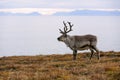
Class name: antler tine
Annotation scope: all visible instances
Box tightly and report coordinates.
[63,21,68,33]
[66,21,73,33]
[68,21,73,28]
[59,29,64,34]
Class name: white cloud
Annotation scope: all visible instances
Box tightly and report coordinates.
[0,8,74,15]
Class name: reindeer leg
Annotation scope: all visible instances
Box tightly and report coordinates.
[96,48,100,60]
[91,46,100,60]
[89,48,94,60]
[73,50,77,60]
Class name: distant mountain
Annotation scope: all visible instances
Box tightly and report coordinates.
[1,10,120,16]
[53,10,120,16]
[27,12,41,16]
[0,12,41,16]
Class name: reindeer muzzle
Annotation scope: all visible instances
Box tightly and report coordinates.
[57,37,60,41]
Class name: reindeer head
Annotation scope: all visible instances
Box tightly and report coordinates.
[57,21,73,42]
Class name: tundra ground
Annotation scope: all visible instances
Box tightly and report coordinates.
[0,51,120,80]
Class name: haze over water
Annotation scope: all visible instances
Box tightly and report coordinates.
[0,16,120,56]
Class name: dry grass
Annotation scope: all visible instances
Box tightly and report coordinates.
[0,51,120,80]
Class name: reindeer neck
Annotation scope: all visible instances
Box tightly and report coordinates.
[64,35,74,49]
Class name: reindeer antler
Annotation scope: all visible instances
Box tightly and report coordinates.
[59,21,73,34]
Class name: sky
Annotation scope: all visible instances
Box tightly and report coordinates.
[0,0,120,15]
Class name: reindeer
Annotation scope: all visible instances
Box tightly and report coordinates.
[57,21,100,60]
